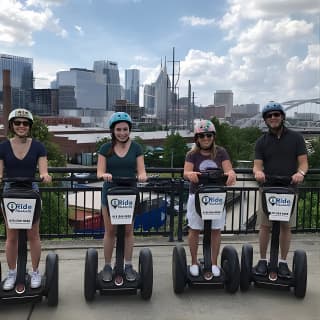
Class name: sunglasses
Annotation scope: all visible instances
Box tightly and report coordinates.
[13,120,30,127]
[197,133,214,139]
[265,112,282,119]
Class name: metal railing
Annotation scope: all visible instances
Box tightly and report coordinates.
[1,168,319,241]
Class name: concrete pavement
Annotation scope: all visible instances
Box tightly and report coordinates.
[0,233,319,320]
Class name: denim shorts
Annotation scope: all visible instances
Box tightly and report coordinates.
[3,182,39,192]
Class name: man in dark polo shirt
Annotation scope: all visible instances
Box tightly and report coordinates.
[252,101,308,279]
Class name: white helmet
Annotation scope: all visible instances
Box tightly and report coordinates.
[8,108,34,123]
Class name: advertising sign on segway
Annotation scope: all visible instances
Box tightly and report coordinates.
[107,194,136,225]
[3,198,37,229]
[265,192,294,222]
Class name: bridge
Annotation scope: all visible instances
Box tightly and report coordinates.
[239,98,320,129]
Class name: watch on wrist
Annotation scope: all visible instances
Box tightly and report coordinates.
[298,170,306,176]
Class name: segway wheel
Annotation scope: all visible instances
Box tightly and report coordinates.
[139,248,153,300]
[293,250,307,298]
[240,244,253,292]
[221,245,240,293]
[45,253,59,307]
[84,248,98,302]
[172,245,187,294]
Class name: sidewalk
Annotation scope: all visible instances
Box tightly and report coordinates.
[0,234,319,320]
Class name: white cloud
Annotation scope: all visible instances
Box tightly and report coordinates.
[180,16,215,26]
[33,57,69,88]
[133,55,150,62]
[75,25,84,36]
[170,1,319,106]
[0,0,67,46]
[26,0,66,7]
[286,44,320,92]
[175,39,319,106]
[219,0,319,41]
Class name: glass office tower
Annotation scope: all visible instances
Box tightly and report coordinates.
[125,69,140,105]
[93,60,121,111]
[0,53,33,109]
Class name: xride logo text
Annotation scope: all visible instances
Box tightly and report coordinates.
[268,196,291,207]
[7,201,32,213]
[201,195,224,206]
[110,198,134,209]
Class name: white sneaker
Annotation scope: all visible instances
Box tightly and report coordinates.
[190,264,199,276]
[212,265,221,277]
[30,270,42,289]
[3,269,17,291]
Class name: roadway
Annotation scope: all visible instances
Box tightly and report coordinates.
[0,233,319,320]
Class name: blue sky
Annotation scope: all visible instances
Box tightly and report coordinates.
[0,0,319,107]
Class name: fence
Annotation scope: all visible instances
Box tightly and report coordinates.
[0,168,319,241]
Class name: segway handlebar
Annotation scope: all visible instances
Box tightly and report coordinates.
[2,177,43,183]
[262,175,292,187]
[198,168,228,185]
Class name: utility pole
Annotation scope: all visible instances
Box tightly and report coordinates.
[192,91,195,124]
[168,47,180,132]
[187,80,191,131]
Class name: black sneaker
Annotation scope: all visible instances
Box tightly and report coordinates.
[254,260,268,276]
[278,262,292,279]
[124,264,137,282]
[102,264,113,282]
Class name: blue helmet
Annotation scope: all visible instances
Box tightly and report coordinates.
[108,112,132,129]
[262,101,285,119]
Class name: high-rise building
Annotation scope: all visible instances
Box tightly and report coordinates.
[56,68,106,110]
[93,60,121,111]
[125,69,139,105]
[143,84,155,114]
[232,103,259,116]
[214,90,233,118]
[58,86,77,110]
[154,64,172,124]
[29,89,58,116]
[0,53,33,110]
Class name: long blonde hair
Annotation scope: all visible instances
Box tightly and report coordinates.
[187,139,217,160]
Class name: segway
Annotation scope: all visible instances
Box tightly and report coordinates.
[84,177,153,301]
[172,169,240,294]
[240,175,307,298]
[0,177,59,306]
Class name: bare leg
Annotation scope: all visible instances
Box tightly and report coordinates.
[211,229,221,265]
[279,223,291,260]
[259,224,271,259]
[27,220,41,271]
[102,206,116,264]
[5,227,18,269]
[188,228,200,265]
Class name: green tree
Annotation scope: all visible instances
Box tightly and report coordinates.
[211,117,261,166]
[96,136,110,152]
[134,136,147,153]
[32,116,66,167]
[163,133,189,168]
[309,137,320,169]
[31,116,68,234]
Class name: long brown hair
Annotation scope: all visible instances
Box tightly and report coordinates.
[187,138,217,160]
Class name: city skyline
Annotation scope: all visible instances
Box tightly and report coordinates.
[0,0,319,107]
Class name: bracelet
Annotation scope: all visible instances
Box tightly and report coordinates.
[298,170,306,176]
